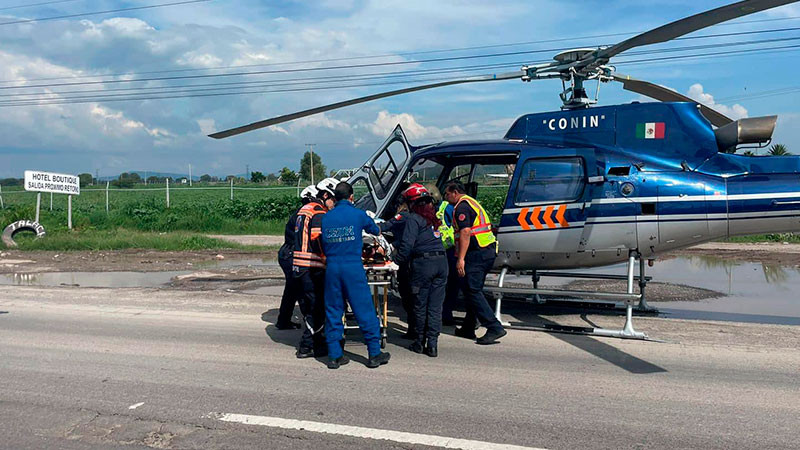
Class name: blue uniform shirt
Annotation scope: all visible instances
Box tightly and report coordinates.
[321,200,380,262]
[443,204,454,227]
[393,212,444,265]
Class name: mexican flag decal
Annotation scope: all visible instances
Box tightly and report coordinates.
[636,122,665,139]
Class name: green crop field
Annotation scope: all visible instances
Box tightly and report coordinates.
[0,181,513,251]
[0,183,302,237]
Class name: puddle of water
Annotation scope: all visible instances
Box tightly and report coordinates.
[503,255,800,325]
[647,256,800,320]
[0,271,190,288]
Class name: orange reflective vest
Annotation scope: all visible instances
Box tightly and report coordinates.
[293,201,327,269]
[453,195,496,250]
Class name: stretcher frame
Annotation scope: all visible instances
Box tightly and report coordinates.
[342,263,397,349]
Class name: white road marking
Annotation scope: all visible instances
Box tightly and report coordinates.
[215,412,546,450]
[128,402,145,410]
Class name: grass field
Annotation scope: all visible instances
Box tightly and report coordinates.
[6,229,266,251]
[1,183,298,237]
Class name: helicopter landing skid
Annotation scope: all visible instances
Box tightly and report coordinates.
[485,252,648,340]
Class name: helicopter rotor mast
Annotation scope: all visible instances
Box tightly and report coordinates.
[209,0,799,139]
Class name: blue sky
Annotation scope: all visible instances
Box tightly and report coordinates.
[1,0,800,178]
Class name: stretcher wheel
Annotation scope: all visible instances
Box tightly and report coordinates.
[381,336,386,349]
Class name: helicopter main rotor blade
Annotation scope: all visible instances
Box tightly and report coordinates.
[209,71,524,139]
[592,0,799,63]
[612,74,733,127]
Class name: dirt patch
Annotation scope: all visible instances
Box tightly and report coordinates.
[673,242,800,266]
[563,280,723,302]
[168,267,285,292]
[0,249,277,274]
[206,235,284,246]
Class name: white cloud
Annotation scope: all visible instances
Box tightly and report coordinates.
[197,119,217,135]
[90,105,171,138]
[687,84,748,120]
[288,113,352,132]
[176,52,223,68]
[366,110,464,140]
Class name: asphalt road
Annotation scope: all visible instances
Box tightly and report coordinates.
[1,285,799,449]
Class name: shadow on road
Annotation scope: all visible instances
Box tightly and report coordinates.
[548,331,667,374]
[501,301,668,374]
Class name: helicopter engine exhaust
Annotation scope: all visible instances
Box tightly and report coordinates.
[714,116,777,153]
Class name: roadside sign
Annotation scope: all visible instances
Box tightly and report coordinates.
[24,170,80,196]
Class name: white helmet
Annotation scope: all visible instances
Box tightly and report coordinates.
[300,185,318,200]
[316,177,340,198]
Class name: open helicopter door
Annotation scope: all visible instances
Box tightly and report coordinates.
[347,124,412,216]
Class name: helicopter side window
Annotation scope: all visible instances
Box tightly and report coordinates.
[515,157,585,205]
[369,140,407,200]
[351,177,376,212]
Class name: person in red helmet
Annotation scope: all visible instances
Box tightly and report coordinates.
[391,183,448,356]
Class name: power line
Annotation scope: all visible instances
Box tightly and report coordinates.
[0,0,210,26]
[0,0,82,12]
[3,41,800,107]
[4,27,800,95]
[2,34,799,103]
[2,22,800,86]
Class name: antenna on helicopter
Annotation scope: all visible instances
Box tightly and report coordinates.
[209,0,798,139]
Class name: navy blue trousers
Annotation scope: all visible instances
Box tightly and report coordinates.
[277,247,300,327]
[459,247,503,333]
[294,268,327,355]
[410,255,448,346]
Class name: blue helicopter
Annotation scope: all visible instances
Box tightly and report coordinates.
[211,0,800,337]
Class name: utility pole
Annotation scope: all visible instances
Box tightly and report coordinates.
[305,143,316,185]
[95,169,99,185]
[189,164,192,187]
[246,164,250,181]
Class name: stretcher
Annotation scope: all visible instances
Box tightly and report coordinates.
[342,262,398,349]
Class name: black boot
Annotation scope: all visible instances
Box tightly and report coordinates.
[454,327,476,340]
[424,344,438,358]
[476,328,507,345]
[366,352,391,368]
[408,341,424,354]
[295,346,314,359]
[326,355,350,369]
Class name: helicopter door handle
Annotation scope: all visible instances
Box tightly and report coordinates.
[588,176,605,184]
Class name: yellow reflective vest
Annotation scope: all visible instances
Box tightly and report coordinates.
[453,195,496,250]
[436,201,455,250]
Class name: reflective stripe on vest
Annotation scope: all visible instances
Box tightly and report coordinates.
[453,195,496,249]
[294,202,327,268]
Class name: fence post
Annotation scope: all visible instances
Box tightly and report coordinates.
[67,195,72,230]
[35,192,41,223]
[106,181,110,214]
[0,185,3,209]
[230,178,234,201]
[166,178,170,208]
[50,192,53,211]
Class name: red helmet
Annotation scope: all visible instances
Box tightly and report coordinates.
[402,183,430,202]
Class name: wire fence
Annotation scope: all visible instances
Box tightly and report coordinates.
[0,180,308,212]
